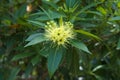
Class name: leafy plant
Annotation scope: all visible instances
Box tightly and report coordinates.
[0,0,120,80]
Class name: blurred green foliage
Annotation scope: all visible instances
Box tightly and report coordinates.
[0,0,120,80]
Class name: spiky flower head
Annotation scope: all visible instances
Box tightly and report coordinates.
[44,19,74,46]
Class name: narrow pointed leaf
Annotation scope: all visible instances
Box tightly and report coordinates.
[8,67,20,80]
[109,16,120,21]
[75,2,102,16]
[27,20,45,27]
[15,4,27,19]
[90,72,103,80]
[25,35,47,47]
[70,39,91,54]
[25,33,42,41]
[42,1,58,9]
[47,47,64,77]
[59,16,63,26]
[75,30,101,40]
[92,65,104,72]
[12,53,34,61]
[25,64,33,78]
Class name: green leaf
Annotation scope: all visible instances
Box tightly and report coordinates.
[48,10,65,19]
[25,64,33,78]
[40,47,50,57]
[39,7,65,20]
[40,7,51,19]
[59,17,63,26]
[117,38,120,50]
[75,30,101,41]
[27,20,45,27]
[75,2,102,16]
[96,6,107,15]
[69,39,91,54]
[8,67,20,80]
[92,65,104,72]
[25,33,42,41]
[42,0,58,9]
[31,55,40,66]
[66,0,80,8]
[14,4,27,19]
[86,11,103,16]
[47,47,64,77]
[25,35,47,47]
[90,72,103,80]
[109,16,120,21]
[35,16,50,21]
[76,22,97,27]
[12,53,34,61]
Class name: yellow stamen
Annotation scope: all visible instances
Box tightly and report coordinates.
[44,20,74,46]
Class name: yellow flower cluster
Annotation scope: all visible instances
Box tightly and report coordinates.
[45,21,74,46]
